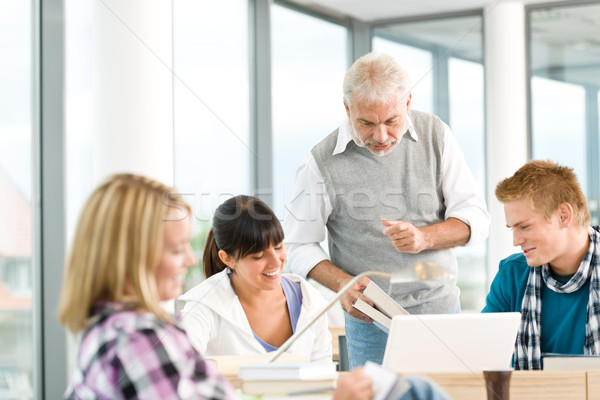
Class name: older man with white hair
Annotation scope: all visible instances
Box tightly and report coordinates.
[285,52,490,368]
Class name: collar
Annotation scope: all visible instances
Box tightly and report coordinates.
[178,270,313,321]
[333,113,419,156]
[541,226,598,292]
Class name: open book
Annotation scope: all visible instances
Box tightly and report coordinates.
[352,281,409,333]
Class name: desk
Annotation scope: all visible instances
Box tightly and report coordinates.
[218,353,599,399]
[421,370,597,400]
[226,370,598,398]
[589,370,600,400]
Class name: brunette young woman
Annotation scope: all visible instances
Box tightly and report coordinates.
[179,195,331,362]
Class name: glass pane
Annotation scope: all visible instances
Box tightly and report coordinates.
[0,1,35,398]
[64,0,94,382]
[449,58,484,187]
[65,0,94,243]
[529,3,600,225]
[449,57,486,311]
[531,77,586,188]
[271,4,348,219]
[173,0,250,289]
[373,15,486,311]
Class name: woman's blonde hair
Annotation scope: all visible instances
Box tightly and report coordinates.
[58,173,191,333]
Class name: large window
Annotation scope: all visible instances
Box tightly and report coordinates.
[371,38,433,112]
[173,0,251,289]
[271,4,348,220]
[529,2,600,225]
[531,78,587,190]
[373,14,487,311]
[65,0,94,243]
[0,1,35,398]
[64,0,94,386]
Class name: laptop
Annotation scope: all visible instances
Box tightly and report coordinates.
[382,312,521,373]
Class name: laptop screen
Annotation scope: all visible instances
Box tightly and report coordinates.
[382,312,521,373]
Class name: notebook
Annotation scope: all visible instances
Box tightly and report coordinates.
[382,312,521,373]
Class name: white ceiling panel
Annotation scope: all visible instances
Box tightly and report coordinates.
[285,0,567,21]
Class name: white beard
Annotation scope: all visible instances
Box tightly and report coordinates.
[350,125,397,157]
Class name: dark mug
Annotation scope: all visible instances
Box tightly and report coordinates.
[483,369,512,400]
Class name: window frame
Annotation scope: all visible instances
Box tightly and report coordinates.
[37,0,68,398]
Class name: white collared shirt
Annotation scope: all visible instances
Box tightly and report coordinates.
[284,115,490,278]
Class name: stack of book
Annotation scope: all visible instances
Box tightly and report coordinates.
[352,281,409,333]
[237,362,338,396]
[205,352,306,377]
[542,353,600,370]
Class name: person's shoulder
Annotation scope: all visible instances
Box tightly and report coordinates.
[82,309,171,356]
[409,109,441,123]
[283,273,314,292]
[496,253,530,279]
[500,253,528,268]
[483,253,529,312]
[408,109,445,143]
[282,273,309,293]
[100,313,199,383]
[284,273,328,306]
[312,128,340,153]
[282,272,304,282]
[409,109,434,118]
[89,307,153,332]
[179,269,229,302]
[112,312,193,355]
[104,309,169,336]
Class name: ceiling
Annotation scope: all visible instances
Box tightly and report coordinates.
[284,0,566,21]
[284,0,600,88]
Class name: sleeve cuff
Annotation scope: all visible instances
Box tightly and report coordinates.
[447,208,490,246]
[285,243,329,279]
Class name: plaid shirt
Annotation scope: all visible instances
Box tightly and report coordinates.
[65,302,237,399]
[515,226,600,370]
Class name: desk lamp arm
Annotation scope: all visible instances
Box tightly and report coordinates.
[266,270,391,363]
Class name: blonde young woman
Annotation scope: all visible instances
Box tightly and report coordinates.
[58,175,371,400]
[58,174,236,399]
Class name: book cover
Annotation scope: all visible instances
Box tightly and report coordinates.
[238,362,337,381]
[206,352,306,376]
[240,378,336,395]
[352,298,391,333]
[362,281,409,318]
[542,353,600,370]
[363,361,399,400]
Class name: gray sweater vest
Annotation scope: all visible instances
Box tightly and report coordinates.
[311,110,459,314]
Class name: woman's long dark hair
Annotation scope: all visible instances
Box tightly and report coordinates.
[203,195,284,278]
